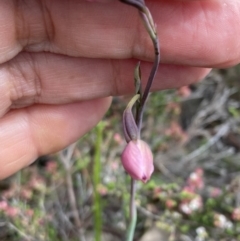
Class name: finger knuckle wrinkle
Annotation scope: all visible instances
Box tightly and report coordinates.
[7,54,41,107]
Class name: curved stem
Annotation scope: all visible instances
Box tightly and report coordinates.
[136,35,160,129]
[141,36,160,107]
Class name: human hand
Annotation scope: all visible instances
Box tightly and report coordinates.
[0,0,239,179]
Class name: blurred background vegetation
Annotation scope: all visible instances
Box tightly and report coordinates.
[0,65,240,241]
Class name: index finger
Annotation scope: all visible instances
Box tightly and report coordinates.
[0,0,240,67]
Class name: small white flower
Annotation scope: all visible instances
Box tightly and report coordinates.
[195,226,208,241]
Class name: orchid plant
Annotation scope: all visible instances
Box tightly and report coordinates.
[87,0,159,239]
[119,0,160,240]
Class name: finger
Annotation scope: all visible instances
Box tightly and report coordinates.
[0,97,111,179]
[0,52,211,115]
[1,0,239,67]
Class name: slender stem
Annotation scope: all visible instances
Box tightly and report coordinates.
[136,35,160,129]
[141,35,160,107]
[126,178,137,241]
[59,144,86,241]
[62,146,81,228]
[93,122,104,241]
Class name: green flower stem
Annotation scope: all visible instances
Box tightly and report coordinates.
[126,178,137,241]
[93,122,105,241]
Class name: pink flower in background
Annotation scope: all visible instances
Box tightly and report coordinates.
[29,176,46,191]
[153,187,162,198]
[178,86,191,98]
[209,187,222,198]
[110,161,119,171]
[187,168,204,191]
[0,200,8,211]
[164,121,189,143]
[97,184,108,196]
[165,199,176,209]
[182,186,195,195]
[5,206,19,218]
[20,188,33,200]
[0,201,20,218]
[165,102,181,115]
[26,209,34,217]
[113,133,124,145]
[121,140,154,183]
[46,160,58,174]
[232,208,240,221]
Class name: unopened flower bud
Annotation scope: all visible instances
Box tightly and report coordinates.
[121,139,154,183]
[123,94,140,142]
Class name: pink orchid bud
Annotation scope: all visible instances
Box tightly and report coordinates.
[121,139,154,183]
